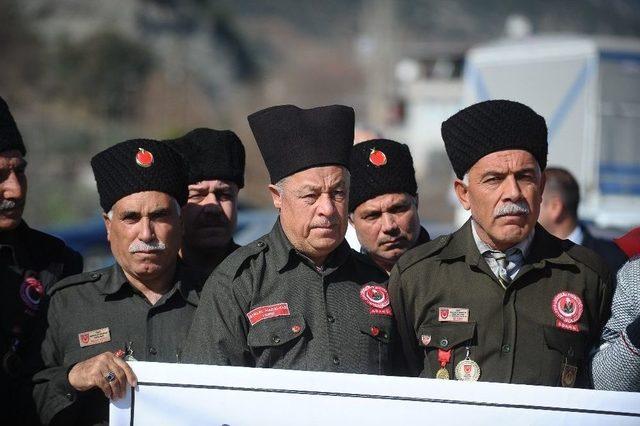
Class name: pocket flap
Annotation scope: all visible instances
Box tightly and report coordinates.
[417,322,476,350]
[543,326,587,358]
[247,313,306,348]
[359,320,392,343]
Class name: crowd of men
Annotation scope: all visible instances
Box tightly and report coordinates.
[0,95,638,425]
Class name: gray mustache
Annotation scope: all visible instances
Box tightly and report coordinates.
[128,240,167,253]
[0,199,18,211]
[494,201,530,217]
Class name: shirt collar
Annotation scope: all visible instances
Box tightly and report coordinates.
[566,224,584,245]
[471,219,535,258]
[270,217,351,274]
[98,261,199,306]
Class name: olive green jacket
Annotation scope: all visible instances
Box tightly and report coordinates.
[389,220,612,387]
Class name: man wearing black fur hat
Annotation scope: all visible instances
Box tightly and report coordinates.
[0,96,82,426]
[182,105,394,374]
[33,139,206,425]
[169,128,245,274]
[349,139,429,274]
[389,100,611,387]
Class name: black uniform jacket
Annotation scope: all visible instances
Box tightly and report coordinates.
[389,220,612,387]
[32,262,205,426]
[0,221,82,426]
[181,219,396,375]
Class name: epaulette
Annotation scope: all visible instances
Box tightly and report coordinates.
[47,270,103,296]
[562,240,611,280]
[396,234,452,273]
[217,239,269,278]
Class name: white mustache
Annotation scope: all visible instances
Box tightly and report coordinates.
[0,199,17,211]
[128,240,166,253]
[310,218,339,228]
[494,200,530,217]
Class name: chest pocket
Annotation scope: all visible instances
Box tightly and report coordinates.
[417,322,477,377]
[543,326,587,360]
[247,314,307,368]
[358,315,394,374]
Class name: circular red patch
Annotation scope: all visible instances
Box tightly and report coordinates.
[368,148,387,167]
[552,291,584,324]
[136,148,154,168]
[20,277,44,311]
[360,285,390,309]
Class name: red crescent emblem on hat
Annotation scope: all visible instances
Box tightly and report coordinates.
[369,148,387,167]
[136,148,154,168]
[360,284,390,309]
[552,291,583,324]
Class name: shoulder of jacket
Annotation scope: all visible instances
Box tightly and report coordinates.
[48,268,104,296]
[562,239,611,279]
[396,233,452,273]
[216,238,269,276]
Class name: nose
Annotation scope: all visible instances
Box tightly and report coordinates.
[202,192,222,213]
[2,171,24,200]
[381,213,399,234]
[317,193,337,217]
[502,175,523,202]
[138,217,155,242]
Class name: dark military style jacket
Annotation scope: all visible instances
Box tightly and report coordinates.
[182,219,395,374]
[389,220,612,387]
[32,262,205,426]
[0,220,82,426]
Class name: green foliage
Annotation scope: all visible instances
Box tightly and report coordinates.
[54,31,155,118]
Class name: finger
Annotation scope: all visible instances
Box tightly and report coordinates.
[106,364,128,400]
[113,356,138,387]
[96,372,114,399]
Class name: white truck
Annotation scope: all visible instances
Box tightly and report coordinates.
[459,35,640,229]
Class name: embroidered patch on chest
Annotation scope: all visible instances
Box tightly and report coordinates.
[78,327,111,347]
[247,303,291,326]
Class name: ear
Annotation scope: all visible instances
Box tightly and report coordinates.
[348,212,354,226]
[454,179,471,211]
[102,212,112,242]
[413,193,419,208]
[268,184,282,210]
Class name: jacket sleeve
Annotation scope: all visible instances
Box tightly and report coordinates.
[180,258,254,366]
[591,259,640,391]
[32,293,81,425]
[388,264,422,377]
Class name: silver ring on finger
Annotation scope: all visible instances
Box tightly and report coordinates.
[105,371,116,383]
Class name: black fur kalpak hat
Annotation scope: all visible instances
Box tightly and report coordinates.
[349,139,417,212]
[0,96,26,155]
[168,128,245,188]
[248,104,354,184]
[441,99,548,179]
[91,138,188,212]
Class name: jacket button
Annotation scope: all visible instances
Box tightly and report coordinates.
[332,356,340,365]
[502,344,511,353]
[149,347,157,355]
[90,273,99,279]
[257,241,265,247]
[327,315,335,323]
[440,338,449,347]
[65,392,74,401]
[272,336,281,344]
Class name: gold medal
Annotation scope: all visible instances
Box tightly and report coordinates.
[560,361,577,387]
[436,367,450,380]
[455,359,481,381]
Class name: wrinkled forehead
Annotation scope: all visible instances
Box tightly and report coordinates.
[469,149,541,177]
[189,179,237,191]
[287,165,349,189]
[111,190,177,213]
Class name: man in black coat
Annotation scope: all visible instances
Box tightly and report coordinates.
[0,96,83,425]
[538,167,626,274]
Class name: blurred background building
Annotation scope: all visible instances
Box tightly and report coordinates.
[1,0,639,266]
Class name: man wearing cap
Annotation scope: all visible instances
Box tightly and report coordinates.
[389,100,611,387]
[182,105,394,374]
[33,139,205,425]
[0,96,83,425]
[169,128,245,274]
[348,139,430,274]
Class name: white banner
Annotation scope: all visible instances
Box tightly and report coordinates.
[110,362,640,426]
